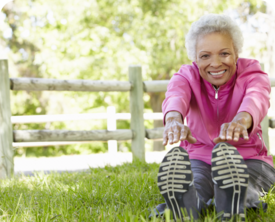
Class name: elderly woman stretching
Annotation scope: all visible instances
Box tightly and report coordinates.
[158,14,275,221]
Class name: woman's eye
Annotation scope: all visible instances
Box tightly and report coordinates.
[221,52,229,56]
[201,55,209,58]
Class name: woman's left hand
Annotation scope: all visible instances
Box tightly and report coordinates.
[213,112,252,144]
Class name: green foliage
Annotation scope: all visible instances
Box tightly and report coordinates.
[0,0,264,156]
[248,0,266,14]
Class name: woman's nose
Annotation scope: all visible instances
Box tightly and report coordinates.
[210,56,222,68]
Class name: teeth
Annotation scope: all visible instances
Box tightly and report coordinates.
[209,70,226,75]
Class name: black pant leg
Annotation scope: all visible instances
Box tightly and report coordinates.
[190,159,214,203]
[245,159,275,210]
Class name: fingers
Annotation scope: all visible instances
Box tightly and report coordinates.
[213,136,226,144]
[187,134,197,144]
[233,127,240,141]
[219,123,228,140]
[217,122,249,143]
[180,126,188,141]
[163,132,169,146]
[167,131,174,145]
[163,123,182,145]
[163,130,179,145]
[213,137,219,144]
[165,126,181,145]
[240,128,249,140]
[172,125,180,144]
[180,126,197,144]
[163,122,196,145]
[228,124,249,141]
[233,127,248,141]
[224,123,234,140]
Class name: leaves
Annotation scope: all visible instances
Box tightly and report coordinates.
[0,0,264,156]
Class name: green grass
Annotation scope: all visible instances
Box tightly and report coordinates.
[0,161,274,221]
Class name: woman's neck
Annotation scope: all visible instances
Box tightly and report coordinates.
[212,85,219,90]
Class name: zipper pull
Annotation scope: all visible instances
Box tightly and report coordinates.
[215,90,218,99]
[212,85,219,100]
[213,85,220,99]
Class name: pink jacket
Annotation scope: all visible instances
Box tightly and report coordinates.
[162,58,273,166]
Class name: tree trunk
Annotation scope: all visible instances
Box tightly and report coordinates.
[149,92,165,151]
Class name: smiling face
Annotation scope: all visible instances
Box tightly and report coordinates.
[195,32,238,87]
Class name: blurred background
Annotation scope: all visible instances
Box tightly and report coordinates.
[0,0,274,158]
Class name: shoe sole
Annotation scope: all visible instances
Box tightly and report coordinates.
[157,147,192,221]
[212,143,248,222]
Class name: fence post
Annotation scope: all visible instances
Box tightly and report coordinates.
[260,63,270,154]
[107,106,117,153]
[261,116,270,154]
[0,59,13,178]
[129,65,145,161]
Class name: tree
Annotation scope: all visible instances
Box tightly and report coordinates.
[0,0,267,156]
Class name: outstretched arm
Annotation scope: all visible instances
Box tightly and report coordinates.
[162,67,194,146]
[214,61,270,144]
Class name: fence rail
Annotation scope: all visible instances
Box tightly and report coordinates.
[0,59,274,178]
[10,78,132,92]
[13,128,163,142]
[13,130,133,142]
[9,78,275,91]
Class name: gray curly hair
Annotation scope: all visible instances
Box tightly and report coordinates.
[185,14,243,61]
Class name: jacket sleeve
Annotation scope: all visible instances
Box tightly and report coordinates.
[237,62,271,135]
[162,68,192,125]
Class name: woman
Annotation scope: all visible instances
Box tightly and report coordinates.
[158,14,275,221]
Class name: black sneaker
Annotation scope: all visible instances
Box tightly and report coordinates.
[211,142,249,222]
[157,147,201,221]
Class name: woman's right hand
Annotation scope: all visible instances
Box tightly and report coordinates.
[163,111,197,146]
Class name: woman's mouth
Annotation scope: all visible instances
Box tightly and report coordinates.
[208,70,227,76]
[208,69,227,79]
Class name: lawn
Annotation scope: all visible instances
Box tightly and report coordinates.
[0,160,274,221]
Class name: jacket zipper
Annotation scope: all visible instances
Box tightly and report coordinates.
[214,87,219,100]
[213,86,220,119]
[257,133,264,155]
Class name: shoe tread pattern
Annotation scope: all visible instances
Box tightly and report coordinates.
[212,143,248,222]
[212,143,248,189]
[157,147,192,221]
[158,147,192,195]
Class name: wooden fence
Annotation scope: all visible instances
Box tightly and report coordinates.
[0,59,275,178]
[11,109,164,154]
